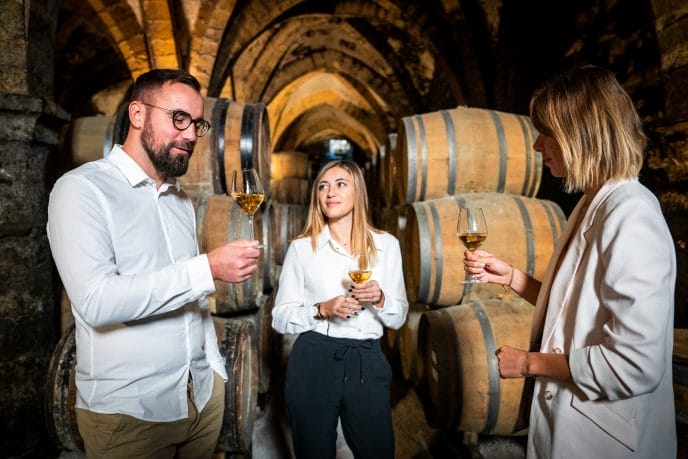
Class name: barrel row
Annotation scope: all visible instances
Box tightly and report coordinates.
[375,106,543,207]
[402,192,566,306]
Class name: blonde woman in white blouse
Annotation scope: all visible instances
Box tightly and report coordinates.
[272,160,408,459]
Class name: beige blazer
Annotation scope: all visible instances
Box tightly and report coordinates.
[527,179,676,458]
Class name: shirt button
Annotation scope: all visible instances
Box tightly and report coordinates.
[544,390,553,400]
[553,347,562,354]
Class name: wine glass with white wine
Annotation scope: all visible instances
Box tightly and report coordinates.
[457,207,488,283]
[230,168,265,243]
[348,252,372,286]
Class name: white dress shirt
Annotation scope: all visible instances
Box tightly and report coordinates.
[272,225,409,339]
[46,145,228,422]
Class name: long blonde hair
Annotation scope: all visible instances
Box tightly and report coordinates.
[529,65,645,193]
[299,160,380,267]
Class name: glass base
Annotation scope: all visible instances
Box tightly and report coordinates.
[462,278,487,284]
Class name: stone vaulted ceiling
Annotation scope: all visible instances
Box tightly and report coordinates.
[54,0,494,158]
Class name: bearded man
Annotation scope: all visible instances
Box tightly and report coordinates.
[47,69,261,458]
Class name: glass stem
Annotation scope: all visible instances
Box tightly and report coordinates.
[248,216,254,240]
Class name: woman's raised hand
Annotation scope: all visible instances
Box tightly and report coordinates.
[463,249,513,287]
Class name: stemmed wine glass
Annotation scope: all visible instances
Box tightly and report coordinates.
[348,252,373,285]
[230,168,265,242]
[457,207,488,283]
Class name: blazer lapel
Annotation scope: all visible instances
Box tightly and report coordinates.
[530,194,589,346]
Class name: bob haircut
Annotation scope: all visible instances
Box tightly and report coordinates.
[299,160,381,266]
[529,65,646,193]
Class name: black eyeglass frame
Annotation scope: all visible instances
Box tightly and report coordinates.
[140,102,211,137]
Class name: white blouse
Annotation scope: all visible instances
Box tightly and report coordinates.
[272,225,409,339]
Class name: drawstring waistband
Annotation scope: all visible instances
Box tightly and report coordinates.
[333,340,374,384]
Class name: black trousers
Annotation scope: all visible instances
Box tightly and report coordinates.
[285,331,394,459]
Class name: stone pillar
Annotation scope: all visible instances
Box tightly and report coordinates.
[0,0,69,455]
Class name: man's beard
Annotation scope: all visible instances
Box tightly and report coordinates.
[141,116,194,178]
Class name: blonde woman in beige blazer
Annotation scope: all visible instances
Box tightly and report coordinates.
[464,65,677,458]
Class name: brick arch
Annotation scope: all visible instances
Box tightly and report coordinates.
[268,72,387,152]
[258,49,408,129]
[275,103,379,155]
[188,0,240,93]
[83,0,150,78]
[207,0,305,95]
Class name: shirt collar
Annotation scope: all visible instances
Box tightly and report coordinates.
[315,224,383,252]
[107,144,180,192]
[317,224,334,250]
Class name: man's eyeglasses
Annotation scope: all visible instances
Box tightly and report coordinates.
[140,102,211,137]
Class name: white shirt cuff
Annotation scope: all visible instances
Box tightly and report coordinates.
[187,254,215,297]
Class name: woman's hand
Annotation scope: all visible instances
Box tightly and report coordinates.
[464,249,513,286]
[320,295,362,319]
[495,345,529,378]
[351,280,384,308]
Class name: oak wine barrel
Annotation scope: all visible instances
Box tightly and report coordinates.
[270,151,310,180]
[196,193,267,315]
[44,324,82,452]
[268,201,308,266]
[395,106,542,204]
[248,291,277,394]
[45,319,258,454]
[398,304,428,385]
[417,291,533,434]
[405,193,566,306]
[269,177,310,204]
[213,316,259,455]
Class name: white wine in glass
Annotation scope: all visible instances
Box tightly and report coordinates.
[348,252,372,284]
[457,207,488,284]
[231,168,264,242]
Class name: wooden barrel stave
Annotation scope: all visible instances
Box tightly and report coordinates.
[418,292,533,434]
[405,193,566,306]
[269,177,310,204]
[398,303,428,385]
[268,201,308,267]
[270,151,310,180]
[395,107,542,204]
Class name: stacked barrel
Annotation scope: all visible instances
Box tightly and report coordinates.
[47,97,275,456]
[377,106,568,436]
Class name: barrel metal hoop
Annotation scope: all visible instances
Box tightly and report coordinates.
[402,117,417,204]
[213,98,230,194]
[512,195,535,276]
[428,200,444,305]
[488,111,508,193]
[415,202,431,303]
[416,114,428,201]
[469,301,500,434]
[440,110,457,196]
[437,308,462,427]
[517,115,534,197]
